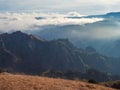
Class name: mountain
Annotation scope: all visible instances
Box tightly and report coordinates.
[0,31,120,81]
[74,12,120,57]
[29,12,120,57]
[105,12,120,18]
[0,31,85,74]
[66,12,120,19]
[83,12,120,18]
[1,12,120,57]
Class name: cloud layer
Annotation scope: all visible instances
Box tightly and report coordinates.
[0,12,103,32]
[0,12,120,40]
[0,0,120,14]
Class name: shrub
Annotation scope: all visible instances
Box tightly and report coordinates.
[88,79,97,84]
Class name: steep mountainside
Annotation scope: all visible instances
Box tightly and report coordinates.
[0,31,85,73]
[0,31,120,77]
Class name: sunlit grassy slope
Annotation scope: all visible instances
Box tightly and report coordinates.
[0,73,115,90]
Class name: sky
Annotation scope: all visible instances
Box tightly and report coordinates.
[0,0,120,14]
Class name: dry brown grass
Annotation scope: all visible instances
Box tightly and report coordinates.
[0,73,115,90]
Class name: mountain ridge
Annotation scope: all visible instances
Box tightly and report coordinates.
[0,31,120,82]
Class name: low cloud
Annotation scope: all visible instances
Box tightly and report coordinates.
[70,27,120,40]
[0,12,103,32]
[1,12,120,40]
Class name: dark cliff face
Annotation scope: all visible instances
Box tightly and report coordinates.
[0,31,85,74]
[0,31,119,75]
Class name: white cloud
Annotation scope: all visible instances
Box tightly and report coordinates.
[0,12,103,32]
[0,12,120,40]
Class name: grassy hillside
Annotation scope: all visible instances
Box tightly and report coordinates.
[101,80,120,89]
[0,73,115,90]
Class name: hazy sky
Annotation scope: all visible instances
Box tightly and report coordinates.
[0,0,120,14]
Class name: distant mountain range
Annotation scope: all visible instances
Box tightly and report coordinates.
[66,12,120,19]
[0,12,120,58]
[83,12,120,18]
[30,12,120,57]
[0,31,120,82]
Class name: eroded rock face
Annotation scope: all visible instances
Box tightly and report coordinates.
[0,31,85,73]
[0,31,119,77]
